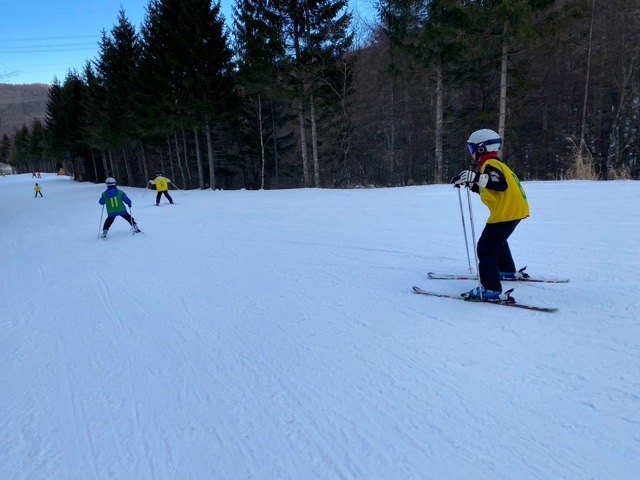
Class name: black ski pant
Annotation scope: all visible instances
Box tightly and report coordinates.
[477,219,520,292]
[103,212,136,231]
[34,192,43,197]
[156,190,173,204]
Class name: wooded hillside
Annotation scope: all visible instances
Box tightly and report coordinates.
[3,0,639,188]
[0,84,49,137]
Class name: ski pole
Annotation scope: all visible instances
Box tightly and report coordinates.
[456,186,473,274]
[169,181,185,195]
[466,184,482,294]
[98,204,104,237]
[141,182,148,199]
[128,205,136,233]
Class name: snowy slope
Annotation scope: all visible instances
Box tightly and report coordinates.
[1,173,639,480]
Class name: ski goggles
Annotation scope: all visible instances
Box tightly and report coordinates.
[467,138,501,154]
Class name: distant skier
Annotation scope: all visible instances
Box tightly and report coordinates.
[34,183,43,197]
[451,128,529,301]
[148,170,174,206]
[98,177,141,238]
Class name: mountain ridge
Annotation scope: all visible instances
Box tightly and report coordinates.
[0,83,49,137]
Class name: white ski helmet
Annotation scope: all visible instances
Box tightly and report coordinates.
[467,129,502,155]
[105,177,117,186]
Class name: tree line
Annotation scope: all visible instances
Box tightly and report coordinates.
[2,0,639,188]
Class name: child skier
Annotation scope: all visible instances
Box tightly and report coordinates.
[34,183,43,197]
[148,170,174,206]
[451,128,530,301]
[98,177,141,238]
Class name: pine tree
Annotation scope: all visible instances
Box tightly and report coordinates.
[277,0,353,187]
[140,0,235,189]
[233,0,293,189]
[93,9,142,185]
[378,0,471,183]
[0,134,10,164]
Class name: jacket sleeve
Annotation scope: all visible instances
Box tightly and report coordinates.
[98,194,105,205]
[481,164,508,192]
[122,192,132,207]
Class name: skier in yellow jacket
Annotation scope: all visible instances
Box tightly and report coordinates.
[451,128,530,301]
[34,183,43,197]
[149,170,174,206]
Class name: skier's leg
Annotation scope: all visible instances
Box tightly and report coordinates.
[477,221,517,292]
[103,216,115,231]
[477,227,501,291]
[496,220,520,273]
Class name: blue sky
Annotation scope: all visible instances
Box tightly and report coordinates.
[0,0,232,85]
[0,0,376,86]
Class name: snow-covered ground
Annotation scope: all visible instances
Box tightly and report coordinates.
[1,173,638,480]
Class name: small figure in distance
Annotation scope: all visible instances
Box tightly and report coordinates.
[149,170,174,206]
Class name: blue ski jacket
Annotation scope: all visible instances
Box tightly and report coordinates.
[99,186,132,216]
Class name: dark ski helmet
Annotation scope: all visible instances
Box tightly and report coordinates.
[105,177,117,186]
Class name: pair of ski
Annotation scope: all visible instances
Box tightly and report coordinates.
[413,268,567,312]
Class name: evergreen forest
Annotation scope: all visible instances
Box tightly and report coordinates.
[2,0,639,188]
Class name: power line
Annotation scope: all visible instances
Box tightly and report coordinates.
[0,35,98,42]
[1,47,97,55]
[0,43,96,51]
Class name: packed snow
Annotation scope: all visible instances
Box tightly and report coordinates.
[1,173,639,480]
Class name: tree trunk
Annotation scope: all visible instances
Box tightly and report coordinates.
[298,87,309,186]
[205,117,216,190]
[122,147,133,186]
[194,126,204,189]
[181,128,192,184]
[309,90,320,187]
[389,79,396,181]
[101,151,108,179]
[258,95,266,190]
[166,135,176,182]
[498,20,509,145]
[139,143,149,184]
[174,132,187,189]
[579,0,596,161]
[90,148,98,182]
[271,99,279,189]
[434,56,444,183]
[108,150,119,180]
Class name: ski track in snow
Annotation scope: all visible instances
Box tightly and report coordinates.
[1,174,639,479]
